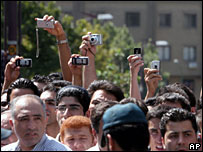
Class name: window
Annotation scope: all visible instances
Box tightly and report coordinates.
[158,46,170,61]
[183,79,195,92]
[184,13,197,28]
[159,13,171,27]
[126,12,140,27]
[183,46,196,61]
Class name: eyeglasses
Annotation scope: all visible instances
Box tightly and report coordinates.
[57,104,81,113]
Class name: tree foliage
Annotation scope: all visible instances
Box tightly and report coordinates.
[1,1,170,97]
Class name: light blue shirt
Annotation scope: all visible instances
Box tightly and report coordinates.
[1,134,72,151]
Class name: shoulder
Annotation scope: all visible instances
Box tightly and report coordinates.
[1,142,18,151]
[43,135,72,151]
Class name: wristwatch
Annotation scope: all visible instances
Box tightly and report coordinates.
[56,39,68,45]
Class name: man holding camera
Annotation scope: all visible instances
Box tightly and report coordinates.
[40,15,72,83]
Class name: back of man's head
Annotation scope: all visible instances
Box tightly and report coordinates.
[120,97,148,116]
[102,103,149,151]
[146,105,172,121]
[90,99,119,134]
[87,80,124,101]
[155,92,191,111]
[56,85,90,115]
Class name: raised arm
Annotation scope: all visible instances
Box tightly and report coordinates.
[40,15,72,82]
[144,68,162,100]
[68,54,82,86]
[79,32,97,89]
[127,55,144,100]
[2,56,23,94]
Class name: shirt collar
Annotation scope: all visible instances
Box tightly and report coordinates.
[16,134,46,151]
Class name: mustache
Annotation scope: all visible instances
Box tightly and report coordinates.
[24,129,39,135]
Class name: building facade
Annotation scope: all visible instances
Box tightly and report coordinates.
[51,1,202,99]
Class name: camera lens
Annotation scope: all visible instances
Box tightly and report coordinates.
[91,38,95,41]
[155,65,157,69]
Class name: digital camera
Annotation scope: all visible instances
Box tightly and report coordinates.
[16,58,32,68]
[89,34,102,45]
[72,57,89,65]
[134,48,142,57]
[151,60,160,74]
[36,18,54,29]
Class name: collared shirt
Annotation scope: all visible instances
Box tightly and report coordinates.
[1,133,72,151]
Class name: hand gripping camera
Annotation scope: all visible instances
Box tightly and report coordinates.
[89,34,103,46]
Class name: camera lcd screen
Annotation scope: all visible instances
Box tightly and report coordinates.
[134,48,141,54]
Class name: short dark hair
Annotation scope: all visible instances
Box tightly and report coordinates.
[47,72,63,81]
[104,123,149,151]
[56,85,90,115]
[51,80,72,90]
[7,78,40,103]
[157,84,189,100]
[146,105,172,121]
[90,100,118,133]
[42,82,59,94]
[144,96,157,107]
[31,74,49,84]
[160,108,198,137]
[87,80,125,101]
[155,92,191,111]
[173,82,196,107]
[120,97,148,116]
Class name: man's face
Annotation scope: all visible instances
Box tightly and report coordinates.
[11,98,47,150]
[148,118,164,151]
[10,88,34,102]
[40,91,57,125]
[62,126,94,151]
[56,96,84,127]
[88,90,117,116]
[1,112,17,147]
[163,120,198,151]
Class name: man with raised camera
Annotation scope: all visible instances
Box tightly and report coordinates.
[40,15,72,83]
[1,56,23,94]
[79,32,99,89]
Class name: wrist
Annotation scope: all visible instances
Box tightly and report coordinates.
[56,33,67,41]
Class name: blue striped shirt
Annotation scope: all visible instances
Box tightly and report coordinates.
[1,134,72,151]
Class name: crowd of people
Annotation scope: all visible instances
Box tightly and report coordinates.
[1,14,202,151]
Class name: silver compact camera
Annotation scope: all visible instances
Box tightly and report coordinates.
[134,48,142,57]
[89,34,102,45]
[72,57,89,65]
[151,60,160,74]
[36,18,54,29]
[16,58,32,68]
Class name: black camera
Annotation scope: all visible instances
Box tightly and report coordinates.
[134,48,142,57]
[16,58,32,68]
[72,57,89,65]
